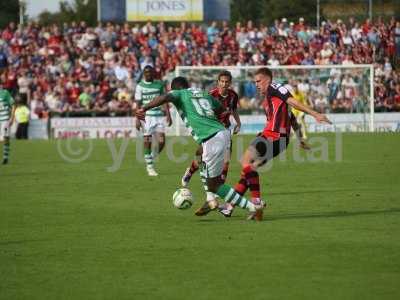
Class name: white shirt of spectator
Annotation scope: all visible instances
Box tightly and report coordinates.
[321,46,333,59]
[130,25,140,35]
[277,23,288,37]
[47,63,61,75]
[342,34,353,46]
[298,81,310,95]
[267,56,280,66]
[312,79,328,96]
[384,61,392,73]
[126,75,136,93]
[329,68,342,77]
[252,51,264,65]
[351,26,362,41]
[140,57,154,70]
[77,34,90,49]
[142,24,156,35]
[374,65,384,78]
[342,58,354,65]
[79,58,91,70]
[236,30,249,49]
[45,92,61,111]
[94,26,103,37]
[108,99,120,111]
[314,96,328,110]
[342,77,356,99]
[103,49,114,62]
[30,99,43,120]
[256,29,266,40]
[18,76,31,95]
[248,29,256,40]
[114,64,129,82]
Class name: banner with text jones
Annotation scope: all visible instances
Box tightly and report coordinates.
[126,0,203,21]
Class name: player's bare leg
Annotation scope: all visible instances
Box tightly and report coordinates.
[292,115,311,150]
[154,132,166,155]
[144,135,157,176]
[218,160,234,216]
[195,174,264,220]
[221,161,229,181]
[196,146,232,215]
[2,136,10,164]
[298,114,308,139]
[240,147,266,221]
[181,145,202,187]
[195,164,222,216]
[219,145,267,220]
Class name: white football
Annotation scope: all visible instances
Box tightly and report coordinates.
[173,188,194,209]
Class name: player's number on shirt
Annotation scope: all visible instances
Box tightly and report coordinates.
[192,98,214,117]
[271,82,288,95]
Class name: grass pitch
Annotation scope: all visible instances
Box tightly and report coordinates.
[1,133,399,299]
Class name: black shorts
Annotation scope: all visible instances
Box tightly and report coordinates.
[250,135,289,166]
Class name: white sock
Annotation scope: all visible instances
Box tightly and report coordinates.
[206,192,216,202]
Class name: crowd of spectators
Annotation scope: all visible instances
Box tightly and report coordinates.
[0,16,399,119]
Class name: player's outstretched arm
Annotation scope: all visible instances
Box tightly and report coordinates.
[9,105,16,126]
[164,103,172,127]
[287,97,332,124]
[136,94,174,120]
[132,99,142,130]
[232,110,241,134]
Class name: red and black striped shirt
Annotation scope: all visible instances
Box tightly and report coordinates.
[261,83,292,141]
[209,87,239,128]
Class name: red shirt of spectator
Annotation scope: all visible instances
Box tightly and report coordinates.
[1,27,13,41]
[362,20,372,35]
[4,70,17,91]
[68,85,81,104]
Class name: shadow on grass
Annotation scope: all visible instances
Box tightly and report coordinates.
[268,187,385,196]
[195,207,400,223]
[265,207,400,221]
[0,239,51,246]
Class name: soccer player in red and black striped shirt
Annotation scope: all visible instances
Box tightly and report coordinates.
[221,67,331,220]
[208,72,241,180]
[181,70,241,208]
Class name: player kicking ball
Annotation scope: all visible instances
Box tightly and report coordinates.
[220,67,331,219]
[136,77,265,220]
[134,65,172,176]
[0,81,15,165]
[181,70,241,211]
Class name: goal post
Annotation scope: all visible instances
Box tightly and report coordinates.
[171,64,374,135]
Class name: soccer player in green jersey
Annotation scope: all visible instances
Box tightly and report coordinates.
[0,81,15,165]
[134,65,172,176]
[136,77,265,221]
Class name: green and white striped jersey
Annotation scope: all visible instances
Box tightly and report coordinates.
[135,80,165,117]
[0,89,14,122]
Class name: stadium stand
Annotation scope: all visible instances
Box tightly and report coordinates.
[0,17,399,117]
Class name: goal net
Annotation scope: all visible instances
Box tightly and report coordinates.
[168,64,374,136]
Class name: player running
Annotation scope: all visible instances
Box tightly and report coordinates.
[289,82,313,141]
[0,81,15,165]
[136,76,265,220]
[181,70,241,204]
[135,65,172,176]
[220,67,331,219]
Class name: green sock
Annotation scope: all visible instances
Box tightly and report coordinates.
[216,184,255,211]
[200,169,216,201]
[3,140,10,161]
[199,169,209,192]
[144,148,153,167]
